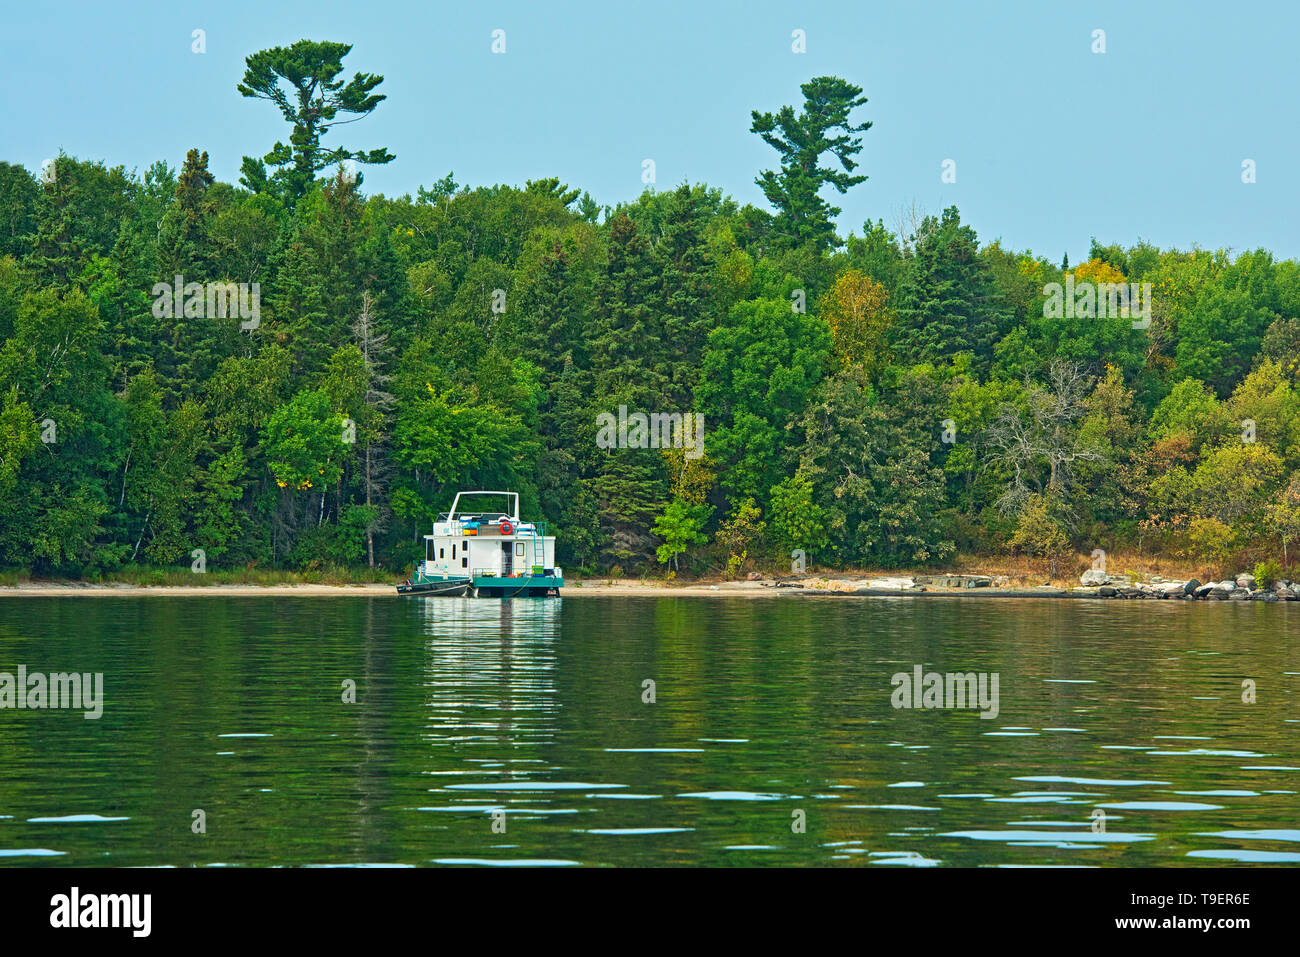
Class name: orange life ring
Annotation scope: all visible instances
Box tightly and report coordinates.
[500,520,513,535]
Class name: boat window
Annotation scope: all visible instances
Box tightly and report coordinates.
[463,540,468,550]
[439,548,444,559]
[452,544,456,558]
[516,543,525,557]
[462,557,468,568]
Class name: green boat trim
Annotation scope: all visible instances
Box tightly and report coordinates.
[403,572,563,597]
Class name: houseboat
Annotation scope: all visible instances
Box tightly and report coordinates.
[397,490,563,597]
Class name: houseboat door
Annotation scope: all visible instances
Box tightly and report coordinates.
[500,541,513,576]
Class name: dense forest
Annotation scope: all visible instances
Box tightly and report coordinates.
[3,39,1300,582]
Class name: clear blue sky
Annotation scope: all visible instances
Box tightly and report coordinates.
[2,0,1296,263]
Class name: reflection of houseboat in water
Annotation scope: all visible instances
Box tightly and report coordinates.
[397,491,563,597]
[412,592,562,641]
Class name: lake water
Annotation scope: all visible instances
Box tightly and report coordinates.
[1,595,1296,867]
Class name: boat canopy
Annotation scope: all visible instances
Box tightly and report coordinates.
[445,490,519,523]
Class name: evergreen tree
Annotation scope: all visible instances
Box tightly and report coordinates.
[751,76,872,252]
[238,40,394,206]
[0,162,38,258]
[29,155,133,287]
[652,185,716,408]
[156,149,242,395]
[589,213,662,407]
[891,207,1008,374]
[271,170,367,379]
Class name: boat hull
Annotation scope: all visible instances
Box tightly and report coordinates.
[396,577,472,596]
[469,574,563,598]
[396,573,562,597]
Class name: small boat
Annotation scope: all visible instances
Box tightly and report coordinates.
[396,490,563,598]
[396,577,471,596]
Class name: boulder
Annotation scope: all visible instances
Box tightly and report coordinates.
[1236,573,1256,589]
[1208,587,1231,600]
[1229,589,1251,600]
[1194,582,1217,598]
[1183,578,1202,595]
[1099,585,1118,597]
[1080,569,1109,586]
[927,575,988,589]
[1253,591,1279,602]
[1156,582,1187,597]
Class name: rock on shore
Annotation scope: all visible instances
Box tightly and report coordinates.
[1080,571,1297,601]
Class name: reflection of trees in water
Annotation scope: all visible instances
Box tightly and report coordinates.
[354,596,390,862]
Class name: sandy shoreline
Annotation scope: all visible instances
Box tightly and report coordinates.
[0,582,400,597]
[0,578,1098,599]
[0,581,782,597]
